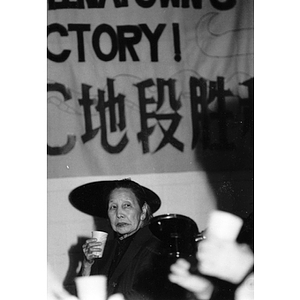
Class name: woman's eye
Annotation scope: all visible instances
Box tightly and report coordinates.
[109,205,116,210]
[124,203,131,208]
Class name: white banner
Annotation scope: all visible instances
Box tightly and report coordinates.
[47,0,254,178]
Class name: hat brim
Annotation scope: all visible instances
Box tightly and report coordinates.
[69,180,161,218]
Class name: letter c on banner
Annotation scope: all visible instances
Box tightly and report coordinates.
[47,83,76,155]
[47,23,71,62]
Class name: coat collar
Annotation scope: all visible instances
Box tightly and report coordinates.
[108,226,156,282]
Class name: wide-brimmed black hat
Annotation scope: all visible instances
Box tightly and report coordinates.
[69,179,161,218]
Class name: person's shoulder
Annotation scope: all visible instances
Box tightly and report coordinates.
[140,227,165,255]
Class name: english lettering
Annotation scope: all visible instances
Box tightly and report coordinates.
[47,23,71,62]
[48,0,206,10]
[48,22,169,62]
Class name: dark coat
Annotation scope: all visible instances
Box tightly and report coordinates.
[91,226,169,300]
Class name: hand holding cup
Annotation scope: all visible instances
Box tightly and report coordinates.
[197,210,253,283]
[205,210,243,242]
[83,231,108,262]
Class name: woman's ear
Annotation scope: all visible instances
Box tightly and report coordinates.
[141,203,147,220]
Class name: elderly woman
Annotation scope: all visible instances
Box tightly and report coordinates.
[69,179,166,300]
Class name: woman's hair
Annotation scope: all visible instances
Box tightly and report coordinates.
[108,179,153,225]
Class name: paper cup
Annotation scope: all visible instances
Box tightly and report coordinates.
[75,275,107,300]
[206,210,243,241]
[91,231,108,258]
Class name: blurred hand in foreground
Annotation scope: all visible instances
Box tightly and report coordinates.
[169,258,214,300]
[197,239,254,284]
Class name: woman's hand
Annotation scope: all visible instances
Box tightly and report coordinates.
[82,238,103,263]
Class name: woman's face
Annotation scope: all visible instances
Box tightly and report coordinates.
[107,187,145,236]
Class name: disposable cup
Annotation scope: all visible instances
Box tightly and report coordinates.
[206,210,243,241]
[75,275,106,300]
[91,231,108,258]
